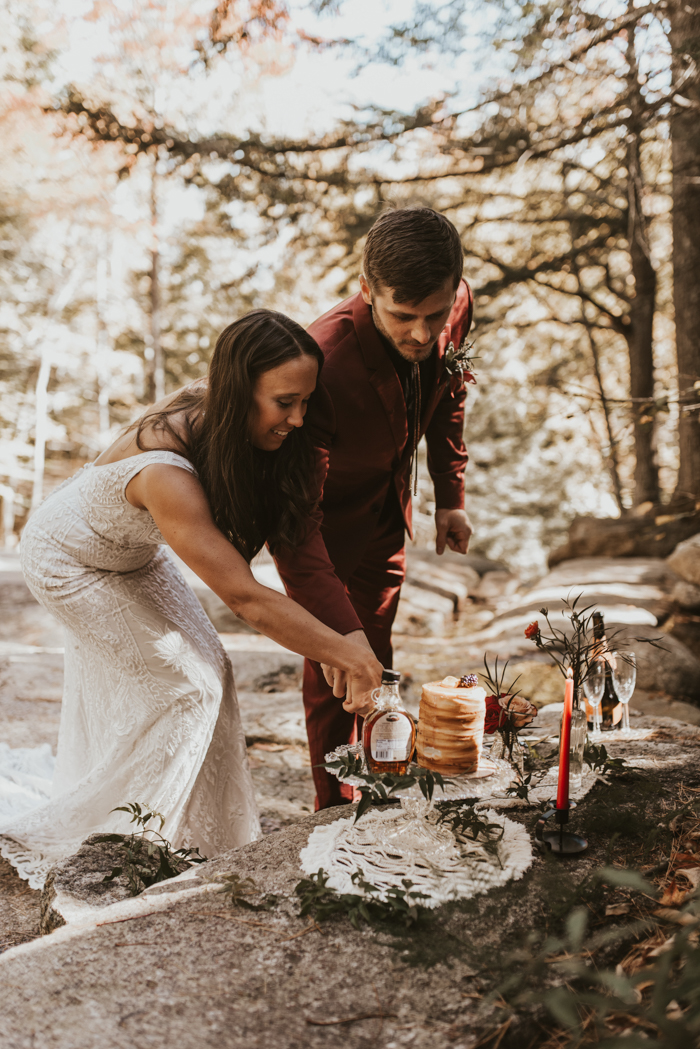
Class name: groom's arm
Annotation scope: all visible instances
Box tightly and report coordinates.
[273,385,363,637]
[425,279,473,510]
[425,280,474,553]
[424,379,469,511]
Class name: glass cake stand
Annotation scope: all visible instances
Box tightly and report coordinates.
[324,742,516,805]
[309,743,531,905]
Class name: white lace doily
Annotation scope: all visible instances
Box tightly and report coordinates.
[324,743,516,801]
[300,806,532,908]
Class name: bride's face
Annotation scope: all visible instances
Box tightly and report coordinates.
[249,355,319,451]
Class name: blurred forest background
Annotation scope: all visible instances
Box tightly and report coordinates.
[1,0,698,578]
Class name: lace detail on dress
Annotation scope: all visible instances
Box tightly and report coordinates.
[1,451,260,890]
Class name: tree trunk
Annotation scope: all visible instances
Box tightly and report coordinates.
[95,254,111,444]
[670,0,700,503]
[584,321,625,514]
[149,245,165,403]
[31,348,51,511]
[145,158,165,404]
[625,11,660,506]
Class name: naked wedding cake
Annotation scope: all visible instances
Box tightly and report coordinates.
[415,674,486,775]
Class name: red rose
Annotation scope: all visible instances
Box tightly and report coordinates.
[524,621,540,640]
[484,694,506,734]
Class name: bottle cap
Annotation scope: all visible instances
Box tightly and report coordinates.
[381,669,400,684]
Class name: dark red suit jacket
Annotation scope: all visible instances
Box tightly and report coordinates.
[274,279,474,635]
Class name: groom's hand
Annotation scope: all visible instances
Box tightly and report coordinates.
[321,663,347,697]
[435,508,473,555]
[321,629,373,698]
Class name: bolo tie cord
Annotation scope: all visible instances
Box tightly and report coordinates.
[410,362,421,496]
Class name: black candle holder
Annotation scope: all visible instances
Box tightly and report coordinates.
[535,802,588,854]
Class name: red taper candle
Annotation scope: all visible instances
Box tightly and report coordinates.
[556,668,574,810]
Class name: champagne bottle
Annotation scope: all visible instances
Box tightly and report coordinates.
[592,612,621,731]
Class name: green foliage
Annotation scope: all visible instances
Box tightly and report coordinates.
[213,872,278,911]
[506,772,533,804]
[477,861,700,1046]
[584,740,629,776]
[539,910,700,1047]
[323,752,448,822]
[295,867,430,929]
[438,804,505,864]
[94,801,206,897]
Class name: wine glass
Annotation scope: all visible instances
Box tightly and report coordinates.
[611,651,636,736]
[583,659,605,738]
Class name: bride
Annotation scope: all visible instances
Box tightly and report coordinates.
[1,309,381,888]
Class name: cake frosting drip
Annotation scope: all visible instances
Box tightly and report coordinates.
[416,678,486,775]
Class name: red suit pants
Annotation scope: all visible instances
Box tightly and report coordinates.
[303,515,406,810]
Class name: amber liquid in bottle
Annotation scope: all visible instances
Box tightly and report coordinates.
[363,669,416,775]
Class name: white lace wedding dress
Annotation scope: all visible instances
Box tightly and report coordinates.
[0,451,260,889]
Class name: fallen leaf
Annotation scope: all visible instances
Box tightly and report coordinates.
[606,904,631,916]
[649,935,676,957]
[676,867,700,889]
[672,853,700,867]
[659,880,688,907]
[653,908,698,926]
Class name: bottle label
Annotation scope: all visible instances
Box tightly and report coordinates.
[585,699,622,727]
[370,713,412,762]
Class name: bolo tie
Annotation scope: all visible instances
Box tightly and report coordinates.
[409,362,421,496]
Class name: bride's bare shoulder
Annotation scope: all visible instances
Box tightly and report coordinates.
[94,382,206,466]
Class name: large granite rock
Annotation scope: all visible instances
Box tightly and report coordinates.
[3,717,700,1049]
[41,834,146,934]
[615,624,700,699]
[667,533,700,587]
[549,509,700,565]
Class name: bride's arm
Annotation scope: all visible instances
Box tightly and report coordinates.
[127,464,381,713]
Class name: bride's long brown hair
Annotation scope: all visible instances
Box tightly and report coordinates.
[134,310,324,562]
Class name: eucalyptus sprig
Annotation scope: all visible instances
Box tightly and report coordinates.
[295,867,430,929]
[323,752,449,822]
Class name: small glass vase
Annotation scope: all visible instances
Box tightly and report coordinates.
[561,688,587,793]
[489,733,524,777]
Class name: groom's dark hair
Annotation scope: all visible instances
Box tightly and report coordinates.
[363,206,464,305]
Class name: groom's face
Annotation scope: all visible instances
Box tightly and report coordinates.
[360,275,456,363]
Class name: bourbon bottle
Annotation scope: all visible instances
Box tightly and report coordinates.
[362,669,416,775]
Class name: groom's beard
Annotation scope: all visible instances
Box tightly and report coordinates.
[370,308,436,363]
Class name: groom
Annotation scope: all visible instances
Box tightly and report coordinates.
[274,207,475,809]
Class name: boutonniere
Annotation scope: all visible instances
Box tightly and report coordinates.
[444,336,478,385]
